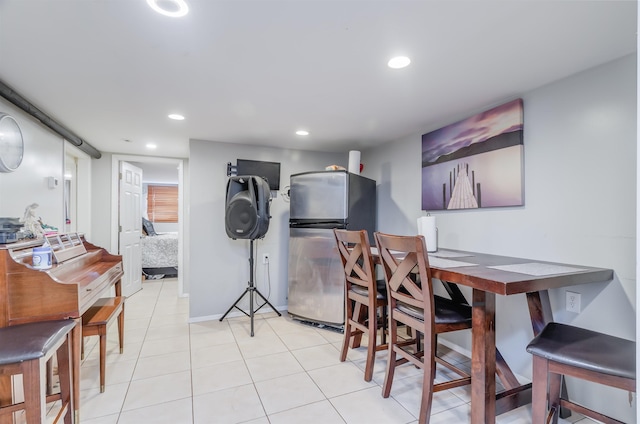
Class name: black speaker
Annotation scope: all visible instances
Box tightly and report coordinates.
[225,175,271,239]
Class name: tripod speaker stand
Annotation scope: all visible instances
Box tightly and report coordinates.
[222,175,280,336]
[219,239,281,336]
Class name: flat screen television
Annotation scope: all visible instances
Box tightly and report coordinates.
[236,159,281,191]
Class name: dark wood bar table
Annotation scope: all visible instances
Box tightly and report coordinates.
[372,247,614,424]
[430,249,613,424]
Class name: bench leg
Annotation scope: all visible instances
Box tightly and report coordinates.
[57,335,74,424]
[118,306,125,354]
[99,328,107,393]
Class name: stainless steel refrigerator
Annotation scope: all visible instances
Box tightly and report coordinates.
[287,170,376,327]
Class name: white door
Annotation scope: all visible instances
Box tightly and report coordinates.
[119,161,143,297]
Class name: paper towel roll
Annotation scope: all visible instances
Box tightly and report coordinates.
[417,215,438,252]
[348,150,361,174]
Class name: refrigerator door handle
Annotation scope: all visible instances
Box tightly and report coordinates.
[289,220,346,229]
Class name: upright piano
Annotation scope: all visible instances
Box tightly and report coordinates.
[0,236,124,422]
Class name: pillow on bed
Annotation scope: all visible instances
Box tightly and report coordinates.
[142,218,157,236]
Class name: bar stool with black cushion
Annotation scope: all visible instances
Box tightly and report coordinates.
[81,296,125,393]
[526,322,636,424]
[0,319,76,424]
[334,229,388,382]
[374,232,472,424]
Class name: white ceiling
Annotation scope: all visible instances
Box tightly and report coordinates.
[0,1,636,159]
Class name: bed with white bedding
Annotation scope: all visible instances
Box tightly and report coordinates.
[141,232,178,268]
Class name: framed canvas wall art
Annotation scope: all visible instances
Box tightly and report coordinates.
[421,98,524,211]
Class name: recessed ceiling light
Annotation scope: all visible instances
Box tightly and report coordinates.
[168,114,185,120]
[296,130,309,136]
[146,143,157,149]
[147,0,189,18]
[388,56,411,69]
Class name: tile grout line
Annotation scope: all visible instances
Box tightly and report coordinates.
[116,280,163,422]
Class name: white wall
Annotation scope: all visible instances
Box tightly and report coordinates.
[0,97,65,230]
[188,139,343,321]
[365,54,637,421]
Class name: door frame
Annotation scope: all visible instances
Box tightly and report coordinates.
[110,154,187,297]
[63,142,92,238]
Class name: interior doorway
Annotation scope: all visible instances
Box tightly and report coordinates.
[110,155,187,297]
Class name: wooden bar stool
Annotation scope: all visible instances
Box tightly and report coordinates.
[81,296,124,393]
[334,229,388,382]
[375,232,472,424]
[526,322,636,424]
[0,319,76,424]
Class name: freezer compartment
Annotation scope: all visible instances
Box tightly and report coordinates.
[289,171,349,221]
[289,170,377,242]
[287,227,344,327]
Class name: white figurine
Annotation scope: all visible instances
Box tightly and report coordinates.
[21,203,44,238]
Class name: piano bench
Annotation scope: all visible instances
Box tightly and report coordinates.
[81,296,125,393]
[0,320,76,424]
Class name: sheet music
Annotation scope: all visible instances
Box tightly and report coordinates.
[488,262,586,276]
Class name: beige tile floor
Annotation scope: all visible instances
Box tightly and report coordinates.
[32,277,597,423]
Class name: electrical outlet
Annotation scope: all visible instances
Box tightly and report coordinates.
[262,253,269,264]
[566,291,581,313]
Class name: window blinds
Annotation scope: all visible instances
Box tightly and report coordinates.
[147,185,178,223]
